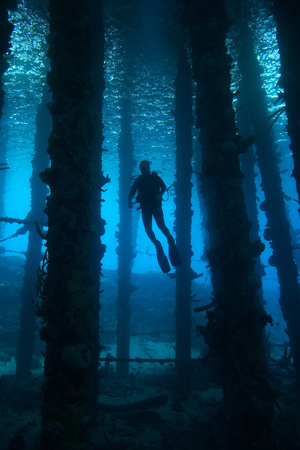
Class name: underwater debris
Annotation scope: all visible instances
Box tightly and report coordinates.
[278,342,293,371]
[97,173,111,189]
[35,221,47,239]
[235,134,255,154]
[0,162,9,170]
[194,300,215,313]
[98,393,168,413]
[268,105,286,132]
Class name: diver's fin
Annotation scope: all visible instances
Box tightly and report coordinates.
[168,238,181,267]
[155,241,171,273]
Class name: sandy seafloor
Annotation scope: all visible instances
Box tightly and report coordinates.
[0,257,300,449]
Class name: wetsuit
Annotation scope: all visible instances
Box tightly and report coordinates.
[128,172,173,245]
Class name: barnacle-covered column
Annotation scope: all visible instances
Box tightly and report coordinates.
[0,1,17,220]
[116,97,135,376]
[273,0,300,211]
[0,1,15,121]
[180,0,278,448]
[38,0,95,448]
[174,46,194,399]
[238,25,300,387]
[89,0,106,419]
[16,89,50,380]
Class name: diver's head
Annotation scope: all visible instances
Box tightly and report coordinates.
[139,160,151,175]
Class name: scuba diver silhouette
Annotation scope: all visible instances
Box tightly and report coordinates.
[128,160,181,273]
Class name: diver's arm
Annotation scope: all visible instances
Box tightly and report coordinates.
[158,176,166,195]
[128,178,139,208]
[155,176,166,203]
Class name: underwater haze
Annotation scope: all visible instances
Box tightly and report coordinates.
[1,0,296,327]
[0,0,300,448]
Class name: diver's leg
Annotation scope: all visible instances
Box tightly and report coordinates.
[153,206,172,241]
[142,207,170,273]
[141,207,158,244]
[153,206,181,266]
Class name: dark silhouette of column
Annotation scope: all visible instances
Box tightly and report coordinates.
[236,92,266,302]
[179,0,278,447]
[273,0,300,210]
[174,46,194,399]
[38,0,96,448]
[116,97,135,376]
[238,25,300,387]
[0,1,18,227]
[0,2,14,121]
[89,0,106,420]
[16,88,50,380]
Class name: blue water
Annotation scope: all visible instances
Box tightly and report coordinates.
[0,0,298,348]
